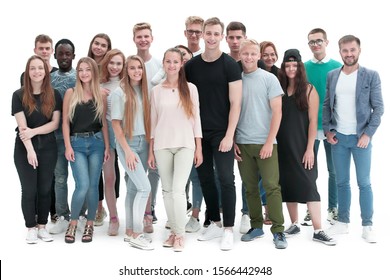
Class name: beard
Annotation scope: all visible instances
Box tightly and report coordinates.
[342,56,358,66]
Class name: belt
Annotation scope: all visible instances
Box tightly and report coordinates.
[71,131,99,137]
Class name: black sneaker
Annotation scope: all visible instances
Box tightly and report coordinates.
[301,210,312,226]
[284,223,300,237]
[203,209,211,228]
[313,230,337,246]
[50,214,58,223]
[187,201,192,214]
[151,208,158,224]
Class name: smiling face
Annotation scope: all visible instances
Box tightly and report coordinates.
[55,43,75,72]
[203,24,224,51]
[107,54,124,78]
[91,37,109,60]
[239,42,260,73]
[339,40,361,67]
[78,62,92,84]
[163,50,182,76]
[262,46,277,69]
[133,28,153,51]
[127,58,143,85]
[28,58,46,83]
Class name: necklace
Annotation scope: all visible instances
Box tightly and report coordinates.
[163,82,177,93]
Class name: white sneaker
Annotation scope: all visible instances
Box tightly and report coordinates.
[197,222,223,241]
[185,216,201,233]
[362,226,377,243]
[49,216,69,234]
[26,228,38,244]
[239,214,251,234]
[77,216,87,232]
[124,233,152,243]
[327,208,338,225]
[38,228,54,242]
[220,229,234,251]
[129,234,154,250]
[326,221,349,236]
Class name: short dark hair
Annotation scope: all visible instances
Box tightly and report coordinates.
[54,39,75,53]
[307,28,327,40]
[226,21,246,35]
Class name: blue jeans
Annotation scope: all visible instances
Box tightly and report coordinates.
[148,166,160,210]
[331,132,373,226]
[69,132,104,221]
[54,139,71,220]
[189,165,203,209]
[314,139,337,210]
[117,135,150,233]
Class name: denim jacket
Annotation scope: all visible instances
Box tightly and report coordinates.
[323,66,384,138]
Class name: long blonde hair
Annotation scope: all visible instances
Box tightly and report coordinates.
[68,57,104,122]
[120,55,150,140]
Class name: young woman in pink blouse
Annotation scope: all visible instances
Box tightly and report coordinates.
[148,47,203,252]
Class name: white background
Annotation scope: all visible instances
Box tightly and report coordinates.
[1,1,388,279]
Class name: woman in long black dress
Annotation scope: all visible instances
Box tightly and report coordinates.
[277,49,335,245]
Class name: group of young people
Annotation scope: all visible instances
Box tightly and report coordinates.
[12,15,383,252]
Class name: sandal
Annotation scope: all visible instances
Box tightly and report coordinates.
[82,224,94,243]
[65,224,77,244]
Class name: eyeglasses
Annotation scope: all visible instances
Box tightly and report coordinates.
[308,39,324,47]
[186,29,202,36]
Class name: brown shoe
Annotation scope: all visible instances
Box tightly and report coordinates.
[82,224,94,243]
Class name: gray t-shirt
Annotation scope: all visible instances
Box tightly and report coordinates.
[111,85,145,136]
[235,68,284,144]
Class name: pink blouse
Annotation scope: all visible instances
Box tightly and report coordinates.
[150,82,202,151]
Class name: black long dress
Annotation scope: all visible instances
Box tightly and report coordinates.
[276,93,320,203]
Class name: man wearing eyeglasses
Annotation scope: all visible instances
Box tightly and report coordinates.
[303,28,342,227]
[184,16,204,56]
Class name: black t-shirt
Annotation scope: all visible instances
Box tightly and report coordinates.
[185,53,242,131]
[12,88,62,148]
